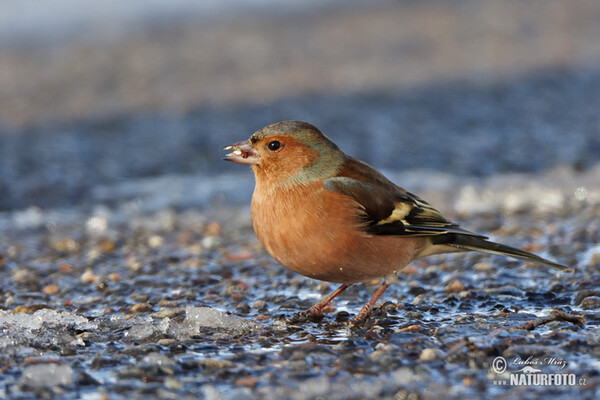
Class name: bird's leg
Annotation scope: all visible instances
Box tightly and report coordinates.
[351,281,390,324]
[304,283,350,319]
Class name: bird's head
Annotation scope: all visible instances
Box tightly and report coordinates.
[223,121,345,187]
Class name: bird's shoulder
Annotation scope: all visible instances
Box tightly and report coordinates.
[323,157,484,238]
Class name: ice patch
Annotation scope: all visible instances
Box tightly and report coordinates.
[175,306,261,337]
[0,309,97,331]
[19,363,73,389]
[124,318,171,342]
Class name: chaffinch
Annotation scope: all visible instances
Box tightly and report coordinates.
[223,121,573,323]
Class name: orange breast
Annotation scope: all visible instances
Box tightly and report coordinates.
[251,181,427,283]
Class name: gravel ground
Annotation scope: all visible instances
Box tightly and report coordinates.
[1,164,599,399]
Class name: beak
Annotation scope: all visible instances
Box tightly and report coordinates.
[222,140,259,165]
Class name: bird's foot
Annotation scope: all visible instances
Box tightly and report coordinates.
[290,284,352,323]
[349,281,390,325]
[303,306,325,321]
[289,306,325,323]
[350,306,372,325]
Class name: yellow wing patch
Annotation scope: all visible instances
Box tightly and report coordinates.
[376,201,412,225]
[376,197,450,229]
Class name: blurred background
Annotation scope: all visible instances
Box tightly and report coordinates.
[1,0,599,211]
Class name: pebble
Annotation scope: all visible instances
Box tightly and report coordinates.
[234,376,258,388]
[473,262,494,273]
[444,280,465,293]
[42,283,60,296]
[80,269,97,283]
[580,297,600,310]
[251,300,266,309]
[403,311,423,320]
[58,264,74,273]
[418,348,445,362]
[573,290,600,306]
[164,376,183,390]
[151,308,184,319]
[198,359,233,369]
[130,303,152,313]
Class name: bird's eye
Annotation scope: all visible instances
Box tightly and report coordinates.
[267,140,282,151]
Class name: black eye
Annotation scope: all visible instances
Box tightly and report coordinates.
[267,140,282,151]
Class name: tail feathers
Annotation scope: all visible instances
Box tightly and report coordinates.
[435,234,574,273]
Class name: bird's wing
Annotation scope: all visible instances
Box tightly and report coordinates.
[323,176,485,238]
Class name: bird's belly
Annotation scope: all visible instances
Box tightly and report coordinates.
[251,185,425,283]
[264,230,422,283]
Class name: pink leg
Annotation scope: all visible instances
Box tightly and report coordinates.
[304,283,350,319]
[351,281,390,324]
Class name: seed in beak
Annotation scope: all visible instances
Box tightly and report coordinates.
[226,148,251,159]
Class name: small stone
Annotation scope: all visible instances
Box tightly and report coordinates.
[418,348,445,362]
[444,280,465,293]
[236,303,251,314]
[130,293,148,303]
[204,222,222,236]
[151,308,184,319]
[12,304,49,313]
[574,290,600,306]
[95,278,109,292]
[403,311,422,320]
[59,264,74,273]
[126,255,142,271]
[81,269,97,283]
[473,262,494,273]
[580,297,600,310]
[401,265,419,275]
[42,283,60,296]
[164,376,183,390]
[235,376,258,387]
[251,300,266,309]
[98,238,116,253]
[157,299,178,307]
[130,303,151,313]
[201,236,220,249]
[148,235,164,248]
[408,286,426,296]
[396,324,422,332]
[412,294,427,305]
[182,258,205,268]
[231,292,243,301]
[521,242,543,252]
[198,359,233,369]
[13,269,36,284]
[224,251,254,261]
[52,239,80,253]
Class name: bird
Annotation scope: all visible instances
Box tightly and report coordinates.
[222,121,573,324]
